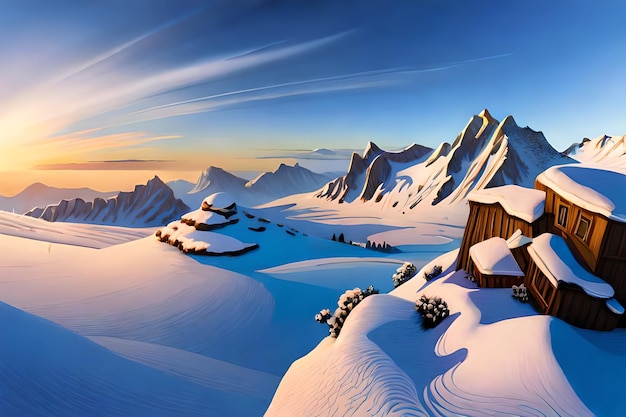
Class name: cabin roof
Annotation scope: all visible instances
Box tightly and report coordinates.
[468,185,546,223]
[537,164,626,223]
[527,233,615,299]
[469,237,524,276]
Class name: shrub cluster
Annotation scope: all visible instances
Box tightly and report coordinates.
[392,262,417,288]
[316,285,379,338]
[512,284,529,302]
[424,265,443,281]
[415,295,449,328]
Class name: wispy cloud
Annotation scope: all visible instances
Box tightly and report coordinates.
[254,148,359,161]
[34,159,184,171]
[0,29,354,170]
[110,53,514,125]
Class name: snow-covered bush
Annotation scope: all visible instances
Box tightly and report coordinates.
[316,285,379,338]
[415,295,449,328]
[392,262,417,288]
[424,265,443,281]
[512,284,529,302]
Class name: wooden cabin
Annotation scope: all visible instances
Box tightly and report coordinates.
[526,233,623,331]
[468,237,524,288]
[457,185,549,272]
[536,165,626,311]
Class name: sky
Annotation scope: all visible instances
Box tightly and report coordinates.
[1,0,625,195]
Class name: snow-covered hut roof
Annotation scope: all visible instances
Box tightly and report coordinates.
[527,233,615,299]
[536,164,626,223]
[469,237,524,276]
[468,185,546,223]
[202,192,236,210]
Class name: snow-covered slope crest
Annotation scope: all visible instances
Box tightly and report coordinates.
[314,109,573,211]
[266,249,626,416]
[563,134,626,170]
[24,176,189,227]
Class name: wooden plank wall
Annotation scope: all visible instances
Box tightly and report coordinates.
[456,201,542,272]
[598,221,626,309]
[526,256,619,331]
[536,181,609,272]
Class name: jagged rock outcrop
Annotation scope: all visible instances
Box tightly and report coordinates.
[316,141,432,203]
[25,176,189,226]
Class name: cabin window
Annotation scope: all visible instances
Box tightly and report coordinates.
[575,216,591,241]
[557,204,568,228]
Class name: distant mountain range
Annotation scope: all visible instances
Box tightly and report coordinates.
[7,111,625,227]
[174,163,336,208]
[315,109,575,211]
[0,183,117,214]
[25,177,189,227]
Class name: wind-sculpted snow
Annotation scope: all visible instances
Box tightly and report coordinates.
[268,251,596,416]
[266,295,430,416]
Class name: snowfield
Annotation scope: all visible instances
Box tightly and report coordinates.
[0,206,423,416]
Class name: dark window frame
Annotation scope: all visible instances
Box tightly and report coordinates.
[557,204,569,228]
[575,215,592,241]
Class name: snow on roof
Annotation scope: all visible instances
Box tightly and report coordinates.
[469,237,523,276]
[537,164,626,222]
[202,192,236,210]
[468,185,546,223]
[506,229,533,249]
[527,233,615,298]
[606,298,625,315]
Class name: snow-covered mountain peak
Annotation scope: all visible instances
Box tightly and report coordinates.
[478,108,496,123]
[314,110,573,210]
[363,141,383,160]
[190,166,247,195]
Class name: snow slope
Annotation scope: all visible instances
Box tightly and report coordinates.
[0,301,271,417]
[267,249,626,416]
[25,176,189,227]
[563,134,626,170]
[0,211,153,248]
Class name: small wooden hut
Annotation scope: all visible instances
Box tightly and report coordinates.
[536,165,626,311]
[457,185,548,272]
[468,237,524,288]
[526,233,623,331]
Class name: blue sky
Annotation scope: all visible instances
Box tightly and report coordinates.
[0,0,625,191]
